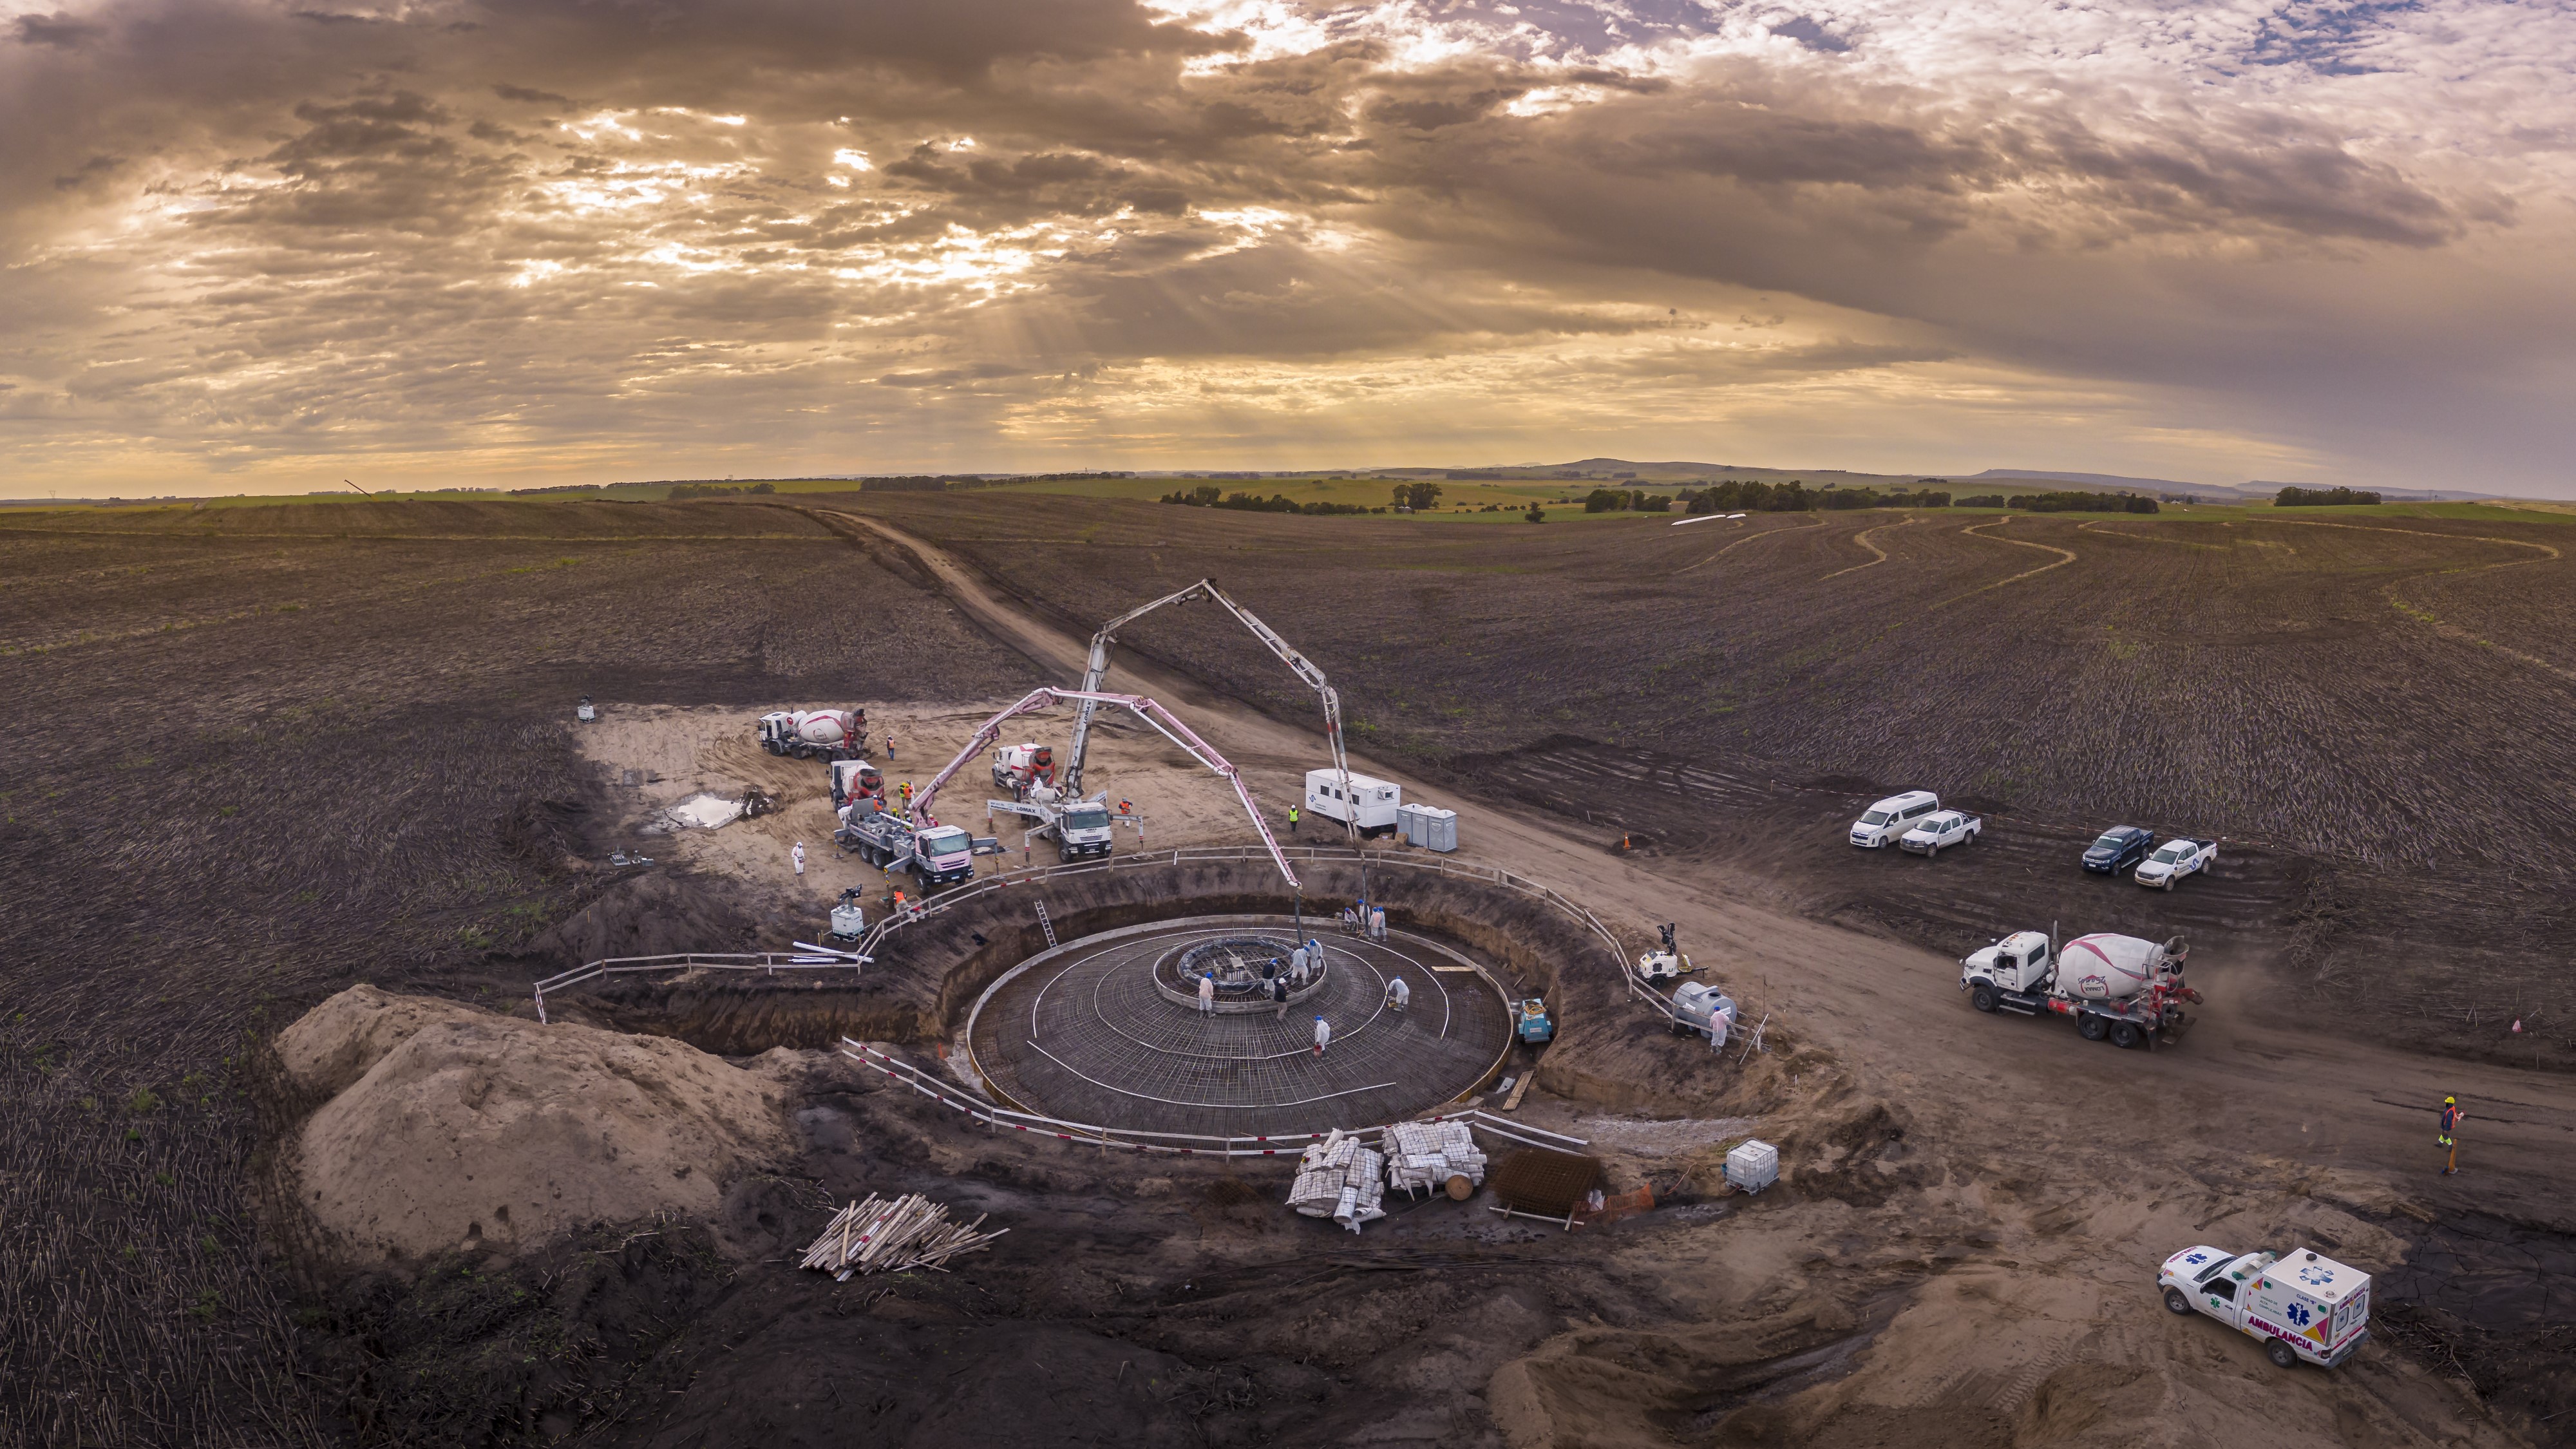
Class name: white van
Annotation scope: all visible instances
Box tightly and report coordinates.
[1306,770,1401,834]
[1850,790,1940,848]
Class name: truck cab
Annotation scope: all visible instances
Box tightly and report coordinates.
[909,825,978,886]
[1962,930,2055,995]
[2159,1246,2369,1370]
[1055,804,1115,860]
[1850,791,1939,848]
[829,757,884,808]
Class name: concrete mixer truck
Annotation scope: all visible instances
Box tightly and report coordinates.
[1959,928,2202,1050]
[759,708,867,761]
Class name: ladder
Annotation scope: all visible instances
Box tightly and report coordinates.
[1034,900,1058,949]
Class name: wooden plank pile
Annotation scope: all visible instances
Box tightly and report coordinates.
[799,1193,1005,1280]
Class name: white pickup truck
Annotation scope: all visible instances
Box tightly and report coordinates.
[2134,837,2216,890]
[1898,810,1982,856]
[2159,1245,2369,1369]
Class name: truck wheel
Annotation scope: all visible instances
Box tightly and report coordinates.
[2266,1338,2298,1370]
[1971,985,1997,1014]
[2078,1012,2108,1042]
[2110,1021,2143,1050]
[2164,1288,2192,1316]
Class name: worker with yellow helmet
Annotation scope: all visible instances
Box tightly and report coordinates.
[2438,1095,2464,1176]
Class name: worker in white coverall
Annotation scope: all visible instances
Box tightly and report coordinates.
[1709,1005,1732,1053]
[1197,972,1215,1013]
[1313,1016,1332,1056]
[792,842,806,876]
[1289,945,1309,985]
[1370,907,1387,940]
[1387,977,1410,1011]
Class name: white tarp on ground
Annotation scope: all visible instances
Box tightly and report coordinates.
[659,794,746,830]
[1287,1130,1385,1232]
[1383,1120,1486,1196]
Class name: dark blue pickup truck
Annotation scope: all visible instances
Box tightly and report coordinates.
[2083,826,2155,874]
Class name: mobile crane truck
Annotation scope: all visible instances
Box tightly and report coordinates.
[1960,928,2201,1049]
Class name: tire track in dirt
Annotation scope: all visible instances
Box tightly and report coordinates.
[1937,516,2078,607]
[2075,520,2228,551]
[1674,515,1824,576]
[1819,516,1922,582]
[2266,520,2575,685]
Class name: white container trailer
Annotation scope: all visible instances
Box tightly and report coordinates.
[1307,770,1401,835]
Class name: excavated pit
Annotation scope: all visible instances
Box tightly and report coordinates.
[532,855,1728,1119]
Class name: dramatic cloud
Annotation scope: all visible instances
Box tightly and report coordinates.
[1,0,2570,493]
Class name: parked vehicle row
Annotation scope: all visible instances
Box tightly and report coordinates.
[1852,792,2217,889]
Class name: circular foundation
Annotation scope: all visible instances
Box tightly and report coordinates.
[969,918,1514,1139]
[1151,934,1329,1013]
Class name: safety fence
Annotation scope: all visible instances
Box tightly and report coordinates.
[531,949,862,1024]
[527,843,1696,1028]
[844,1039,1589,1160]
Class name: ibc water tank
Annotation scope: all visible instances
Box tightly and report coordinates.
[1726,1139,1778,1193]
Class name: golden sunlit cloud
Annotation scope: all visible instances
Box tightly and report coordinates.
[1,0,2571,494]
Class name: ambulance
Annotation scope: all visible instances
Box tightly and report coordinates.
[2157,1245,2369,1368]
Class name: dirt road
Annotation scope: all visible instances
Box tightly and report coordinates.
[839,507,2576,1444]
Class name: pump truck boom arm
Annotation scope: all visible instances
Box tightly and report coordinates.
[1061,578,1354,838]
[913,686,1300,888]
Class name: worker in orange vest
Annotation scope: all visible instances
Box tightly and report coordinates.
[2439,1096,2464,1175]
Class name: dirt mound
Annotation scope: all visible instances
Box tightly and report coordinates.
[278,986,795,1269]
[274,983,484,1103]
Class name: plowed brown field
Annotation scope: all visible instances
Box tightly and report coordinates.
[6,491,2573,1449]
[842,492,2576,1069]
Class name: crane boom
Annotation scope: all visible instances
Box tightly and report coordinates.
[1061,578,1354,840]
[911,686,1298,887]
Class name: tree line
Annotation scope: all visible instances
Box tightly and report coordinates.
[2275,486,2382,507]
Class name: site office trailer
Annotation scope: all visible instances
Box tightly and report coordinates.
[1306,770,1401,833]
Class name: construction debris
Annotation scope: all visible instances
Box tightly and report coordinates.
[799,1193,1005,1280]
[1488,1148,1605,1229]
[1287,1130,1386,1232]
[1384,1119,1487,1199]
[655,793,746,831]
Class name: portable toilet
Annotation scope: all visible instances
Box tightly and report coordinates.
[1420,806,1458,853]
[1396,802,1432,847]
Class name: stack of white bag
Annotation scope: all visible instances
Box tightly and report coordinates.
[1286,1129,1387,1232]
[1381,1119,1487,1197]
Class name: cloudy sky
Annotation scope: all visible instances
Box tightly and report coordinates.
[3,0,2571,496]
